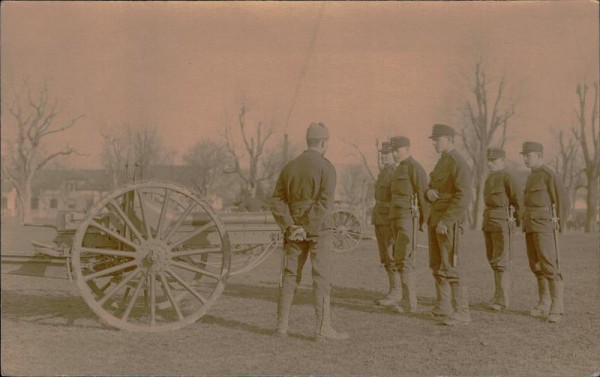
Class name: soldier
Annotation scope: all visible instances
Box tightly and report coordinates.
[271,122,349,340]
[372,141,398,305]
[521,141,569,323]
[482,147,523,311]
[425,124,472,326]
[380,136,429,313]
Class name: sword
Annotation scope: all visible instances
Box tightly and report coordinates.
[452,222,460,267]
[551,203,561,271]
[507,205,515,291]
[411,193,419,264]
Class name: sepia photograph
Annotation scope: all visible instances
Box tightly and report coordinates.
[1,1,599,375]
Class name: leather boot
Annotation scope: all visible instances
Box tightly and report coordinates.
[394,272,418,313]
[432,278,453,317]
[530,276,551,317]
[314,295,349,341]
[490,271,510,311]
[375,268,396,305]
[376,271,402,307]
[275,286,295,337]
[547,279,564,323]
[443,283,471,326]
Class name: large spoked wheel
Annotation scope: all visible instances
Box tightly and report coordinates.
[332,210,362,252]
[71,180,231,332]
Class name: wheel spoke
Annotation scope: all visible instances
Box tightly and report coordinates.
[121,271,147,322]
[83,259,138,281]
[163,202,197,242]
[150,271,157,326]
[167,269,207,304]
[158,272,184,320]
[108,199,145,243]
[156,189,172,239]
[136,190,153,239]
[170,247,222,258]
[89,220,139,249]
[80,247,135,258]
[98,269,141,306]
[169,221,216,249]
[170,261,221,280]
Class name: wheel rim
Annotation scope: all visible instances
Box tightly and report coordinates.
[332,210,362,252]
[71,180,230,332]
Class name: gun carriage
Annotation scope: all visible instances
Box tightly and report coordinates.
[2,180,362,332]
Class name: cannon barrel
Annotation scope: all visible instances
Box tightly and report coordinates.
[189,211,277,226]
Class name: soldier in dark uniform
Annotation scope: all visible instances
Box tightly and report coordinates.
[521,141,569,323]
[271,122,349,340]
[425,124,472,326]
[381,136,429,313]
[372,142,397,305]
[482,147,523,311]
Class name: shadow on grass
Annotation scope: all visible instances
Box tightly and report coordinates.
[200,314,315,341]
[0,289,113,330]
[470,301,533,318]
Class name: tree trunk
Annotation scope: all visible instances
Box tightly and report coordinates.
[470,180,484,230]
[585,172,598,233]
[21,184,33,224]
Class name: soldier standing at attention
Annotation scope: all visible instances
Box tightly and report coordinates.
[372,141,397,305]
[425,124,472,326]
[482,147,523,311]
[521,141,569,323]
[271,122,349,340]
[381,136,429,313]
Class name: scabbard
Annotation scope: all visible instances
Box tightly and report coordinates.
[452,222,459,267]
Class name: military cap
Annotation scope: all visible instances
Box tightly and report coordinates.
[486,147,506,160]
[380,141,393,154]
[520,141,543,154]
[306,122,329,139]
[390,136,410,149]
[429,124,455,139]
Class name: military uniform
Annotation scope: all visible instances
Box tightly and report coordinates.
[371,143,396,305]
[381,136,429,312]
[426,124,472,325]
[521,141,569,323]
[271,122,347,340]
[482,148,523,310]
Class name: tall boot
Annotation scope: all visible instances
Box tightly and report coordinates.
[547,279,564,323]
[490,271,510,311]
[275,286,295,336]
[394,272,418,313]
[530,275,551,317]
[375,268,396,305]
[443,283,471,326]
[432,279,453,317]
[314,295,349,341]
[376,271,402,306]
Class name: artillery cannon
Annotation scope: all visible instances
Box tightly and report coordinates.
[2,180,362,332]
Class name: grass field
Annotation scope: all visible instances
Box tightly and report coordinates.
[1,222,599,376]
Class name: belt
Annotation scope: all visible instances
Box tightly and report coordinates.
[289,199,316,209]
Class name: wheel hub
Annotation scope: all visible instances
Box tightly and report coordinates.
[138,240,170,273]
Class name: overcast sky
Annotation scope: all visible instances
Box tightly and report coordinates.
[1,1,598,172]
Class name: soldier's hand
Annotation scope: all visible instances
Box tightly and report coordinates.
[435,222,448,236]
[288,225,307,242]
[425,189,439,202]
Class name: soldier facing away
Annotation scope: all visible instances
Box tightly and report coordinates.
[482,147,523,311]
[521,141,569,323]
[425,124,472,326]
[372,141,397,305]
[271,122,349,340]
[379,136,429,313]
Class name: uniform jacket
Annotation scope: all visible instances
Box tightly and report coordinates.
[389,157,430,229]
[371,163,395,226]
[426,149,472,226]
[482,168,523,232]
[271,149,337,236]
[523,164,569,233]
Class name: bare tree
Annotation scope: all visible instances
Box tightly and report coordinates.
[572,81,600,233]
[1,83,83,223]
[183,140,229,197]
[459,59,516,229]
[100,125,174,188]
[553,129,584,224]
[223,104,275,198]
[344,139,379,182]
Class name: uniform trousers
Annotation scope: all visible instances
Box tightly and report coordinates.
[484,229,510,271]
[428,221,463,285]
[374,224,394,270]
[391,216,416,273]
[281,230,334,297]
[525,232,562,281]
